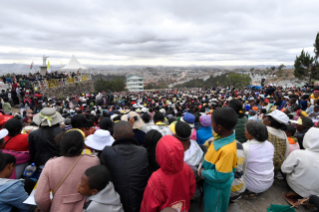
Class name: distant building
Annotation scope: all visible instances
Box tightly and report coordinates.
[127,75,144,92]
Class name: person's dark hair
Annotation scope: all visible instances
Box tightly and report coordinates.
[286,124,296,136]
[60,130,84,156]
[100,117,114,136]
[5,118,23,137]
[246,121,268,142]
[212,107,238,131]
[153,112,164,123]
[3,97,8,102]
[267,116,287,131]
[144,130,162,172]
[84,165,110,192]
[113,121,133,139]
[228,99,244,118]
[0,152,16,172]
[141,113,150,123]
[71,115,91,129]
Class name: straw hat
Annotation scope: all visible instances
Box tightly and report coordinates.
[121,111,144,129]
[33,107,64,127]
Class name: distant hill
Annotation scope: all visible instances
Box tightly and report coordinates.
[91,74,126,82]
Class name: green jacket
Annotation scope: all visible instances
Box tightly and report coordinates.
[2,102,12,114]
[235,115,247,143]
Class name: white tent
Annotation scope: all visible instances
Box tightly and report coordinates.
[61,55,88,70]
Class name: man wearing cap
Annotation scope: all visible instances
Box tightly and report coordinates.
[196,115,213,145]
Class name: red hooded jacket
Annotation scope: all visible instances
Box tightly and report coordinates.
[140,135,196,212]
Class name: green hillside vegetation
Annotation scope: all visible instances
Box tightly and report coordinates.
[174,73,251,88]
[94,77,126,92]
[91,74,126,82]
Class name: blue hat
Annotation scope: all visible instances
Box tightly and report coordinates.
[181,113,195,128]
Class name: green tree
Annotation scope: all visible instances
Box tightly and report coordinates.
[94,77,126,92]
[294,32,319,84]
[225,73,251,88]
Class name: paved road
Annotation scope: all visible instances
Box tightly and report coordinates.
[189,179,314,212]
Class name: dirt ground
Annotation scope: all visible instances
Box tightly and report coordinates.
[189,179,315,212]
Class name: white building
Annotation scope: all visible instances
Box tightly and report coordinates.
[127,75,144,92]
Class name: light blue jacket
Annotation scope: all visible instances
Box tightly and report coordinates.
[0,178,36,212]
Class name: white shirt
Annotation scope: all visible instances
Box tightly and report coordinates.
[243,139,274,193]
[184,140,204,166]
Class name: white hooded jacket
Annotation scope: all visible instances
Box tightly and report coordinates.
[281,127,319,197]
[184,140,204,166]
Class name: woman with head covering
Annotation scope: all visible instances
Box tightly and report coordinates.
[35,130,100,212]
[71,115,95,137]
[263,110,289,173]
[2,118,29,151]
[144,130,162,176]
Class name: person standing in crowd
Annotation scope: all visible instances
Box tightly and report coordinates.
[100,121,149,212]
[29,108,64,168]
[181,113,197,141]
[140,135,196,212]
[2,97,12,115]
[242,121,274,198]
[35,130,100,212]
[263,110,289,174]
[199,107,238,212]
[228,99,248,143]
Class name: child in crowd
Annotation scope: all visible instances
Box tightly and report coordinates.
[140,135,196,212]
[199,107,238,212]
[78,165,124,212]
[0,152,36,212]
[285,124,300,154]
[308,105,319,120]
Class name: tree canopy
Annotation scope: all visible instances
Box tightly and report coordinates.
[294,32,319,83]
[94,77,126,92]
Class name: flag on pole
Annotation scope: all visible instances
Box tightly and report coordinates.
[47,61,51,73]
[30,61,33,70]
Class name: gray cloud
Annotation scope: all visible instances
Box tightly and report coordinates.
[0,0,318,65]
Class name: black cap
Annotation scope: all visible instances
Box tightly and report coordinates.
[175,121,192,141]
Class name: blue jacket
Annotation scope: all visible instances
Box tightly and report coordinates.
[0,178,35,212]
[196,126,213,145]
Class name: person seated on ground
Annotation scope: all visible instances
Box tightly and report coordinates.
[199,107,238,212]
[145,112,172,136]
[263,110,289,174]
[29,107,64,169]
[121,111,146,145]
[2,97,11,115]
[285,124,300,154]
[0,152,36,212]
[230,139,245,202]
[144,130,162,176]
[196,115,213,145]
[100,121,149,212]
[248,109,258,121]
[293,117,314,149]
[71,114,95,137]
[35,130,100,212]
[281,127,319,203]
[78,165,124,212]
[308,105,319,119]
[228,99,247,143]
[242,121,274,198]
[140,135,196,212]
[2,118,29,151]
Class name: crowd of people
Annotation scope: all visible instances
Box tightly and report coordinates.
[0,80,319,212]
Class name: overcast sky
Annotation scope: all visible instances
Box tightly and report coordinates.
[0,0,318,66]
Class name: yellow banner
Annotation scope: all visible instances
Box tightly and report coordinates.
[67,77,75,84]
[45,79,59,88]
[81,75,88,81]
